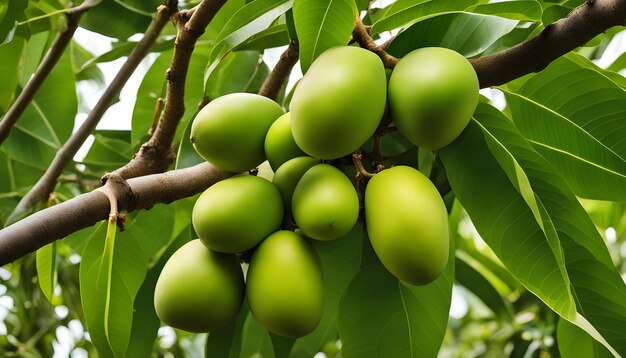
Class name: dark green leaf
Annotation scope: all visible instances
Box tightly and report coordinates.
[0,37,25,115]
[468,0,542,21]
[0,0,26,44]
[81,0,152,40]
[558,319,612,358]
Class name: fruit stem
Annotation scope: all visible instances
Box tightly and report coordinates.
[352,14,399,69]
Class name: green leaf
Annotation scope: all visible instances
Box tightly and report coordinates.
[80,205,175,357]
[2,48,76,169]
[175,115,204,170]
[269,333,295,358]
[387,12,517,58]
[81,0,152,39]
[0,37,24,115]
[205,50,269,100]
[338,239,454,357]
[235,24,290,51]
[503,54,626,201]
[440,119,577,320]
[468,0,542,21]
[36,241,57,303]
[239,312,276,358]
[558,319,612,358]
[81,131,132,171]
[0,0,26,44]
[291,226,361,357]
[451,103,626,355]
[78,38,174,75]
[371,0,479,35]
[292,0,355,73]
[205,301,249,358]
[205,0,293,82]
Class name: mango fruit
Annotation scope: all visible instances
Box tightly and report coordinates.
[192,175,283,253]
[272,156,319,210]
[190,93,283,172]
[154,239,244,333]
[292,164,358,241]
[290,46,386,159]
[365,166,449,285]
[246,230,323,338]
[264,112,306,171]
[388,47,478,150]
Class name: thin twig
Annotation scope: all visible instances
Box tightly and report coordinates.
[258,40,300,100]
[6,2,176,225]
[351,14,398,69]
[111,0,228,179]
[0,0,100,145]
[148,98,165,136]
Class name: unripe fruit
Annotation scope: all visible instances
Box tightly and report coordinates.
[264,113,306,171]
[290,46,386,159]
[272,156,319,210]
[154,240,244,333]
[246,231,323,338]
[388,47,479,150]
[190,93,284,172]
[192,175,283,253]
[292,164,358,241]
[365,166,449,285]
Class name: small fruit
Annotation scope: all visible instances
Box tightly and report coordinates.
[190,93,284,172]
[246,231,323,338]
[193,175,283,253]
[292,164,358,241]
[388,47,479,149]
[365,166,449,285]
[290,46,386,159]
[154,240,244,333]
[272,156,319,210]
[264,113,306,171]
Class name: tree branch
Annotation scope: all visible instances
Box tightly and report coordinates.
[6,3,176,225]
[112,0,228,179]
[0,0,100,145]
[352,15,398,69]
[0,163,230,266]
[471,0,626,88]
[258,40,300,100]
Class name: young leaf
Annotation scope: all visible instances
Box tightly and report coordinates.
[338,239,454,357]
[293,0,355,73]
[36,241,56,303]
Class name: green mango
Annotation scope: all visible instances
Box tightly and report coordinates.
[292,164,358,241]
[246,230,323,338]
[192,175,283,253]
[365,166,449,285]
[272,156,319,210]
[154,240,244,333]
[190,93,284,173]
[290,46,386,159]
[388,47,479,150]
[264,112,307,171]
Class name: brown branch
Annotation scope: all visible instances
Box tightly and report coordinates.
[0,0,100,145]
[0,162,230,266]
[5,3,176,225]
[352,15,399,69]
[472,0,626,88]
[258,40,300,100]
[112,0,228,180]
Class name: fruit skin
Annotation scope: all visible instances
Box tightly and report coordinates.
[246,231,323,338]
[272,156,319,210]
[365,166,449,285]
[290,46,386,159]
[192,175,283,253]
[388,47,479,150]
[154,239,244,333]
[292,164,358,241]
[264,113,306,171]
[190,93,284,173]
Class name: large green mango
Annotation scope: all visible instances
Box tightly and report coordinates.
[365,166,449,285]
[154,240,244,333]
[388,47,478,150]
[192,175,283,253]
[290,46,386,159]
[190,93,284,172]
[264,112,307,171]
[246,230,323,338]
[292,164,359,241]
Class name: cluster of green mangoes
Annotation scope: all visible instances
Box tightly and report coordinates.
[153,45,478,337]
